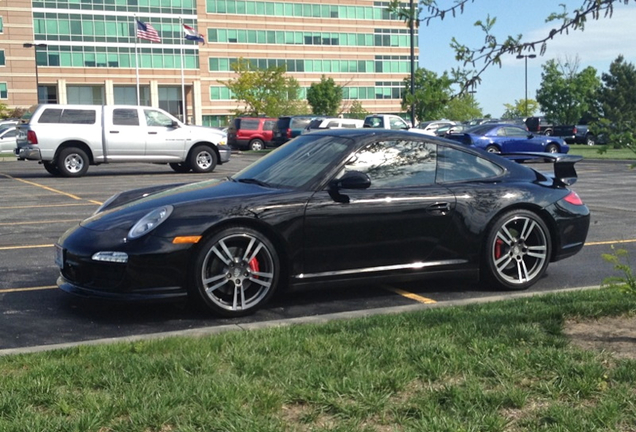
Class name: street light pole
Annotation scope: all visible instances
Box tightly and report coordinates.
[23,43,48,103]
[516,54,536,117]
[409,0,415,127]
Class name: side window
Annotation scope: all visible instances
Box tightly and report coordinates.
[0,82,6,99]
[60,109,96,124]
[241,119,259,130]
[327,120,340,128]
[39,109,64,123]
[496,127,506,136]
[144,109,173,127]
[3,129,16,138]
[343,139,437,188]
[263,120,275,131]
[389,117,407,130]
[505,127,527,137]
[436,146,504,183]
[0,50,5,66]
[112,109,139,126]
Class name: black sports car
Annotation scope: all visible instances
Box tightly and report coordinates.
[56,129,590,317]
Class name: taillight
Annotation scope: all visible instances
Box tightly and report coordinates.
[573,127,578,134]
[563,191,584,206]
[27,130,38,144]
[286,128,292,138]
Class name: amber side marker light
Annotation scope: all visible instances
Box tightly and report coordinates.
[172,236,202,244]
[563,191,584,206]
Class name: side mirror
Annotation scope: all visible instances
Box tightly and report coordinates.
[171,120,180,128]
[328,171,371,203]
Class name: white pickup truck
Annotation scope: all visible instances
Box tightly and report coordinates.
[363,114,428,134]
[15,104,231,177]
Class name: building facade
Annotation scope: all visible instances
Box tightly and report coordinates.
[0,0,418,126]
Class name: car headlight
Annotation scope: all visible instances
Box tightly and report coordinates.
[127,205,173,240]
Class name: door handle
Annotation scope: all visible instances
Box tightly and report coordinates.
[427,202,451,215]
[109,131,120,134]
[148,132,158,135]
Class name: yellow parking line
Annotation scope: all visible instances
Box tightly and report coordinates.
[0,173,102,205]
[0,244,54,251]
[585,239,636,246]
[386,286,437,304]
[0,286,57,293]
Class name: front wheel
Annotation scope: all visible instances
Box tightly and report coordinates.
[192,226,280,317]
[545,144,559,153]
[189,145,217,173]
[481,210,551,290]
[57,147,89,177]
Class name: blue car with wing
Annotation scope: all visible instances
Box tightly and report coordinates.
[446,123,569,154]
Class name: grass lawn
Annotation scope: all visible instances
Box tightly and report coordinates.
[567,144,636,161]
[1,288,635,431]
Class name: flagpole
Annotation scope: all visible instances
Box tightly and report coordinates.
[180,17,186,124]
[134,16,140,105]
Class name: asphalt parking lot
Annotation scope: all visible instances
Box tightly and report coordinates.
[1,155,635,353]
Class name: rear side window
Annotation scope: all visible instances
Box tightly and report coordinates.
[38,108,96,124]
[436,146,504,183]
[113,109,139,126]
[276,118,291,130]
[290,117,311,129]
[263,120,275,131]
[240,119,259,130]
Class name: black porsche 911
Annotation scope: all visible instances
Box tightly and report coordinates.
[56,129,590,317]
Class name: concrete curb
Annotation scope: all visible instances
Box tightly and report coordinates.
[0,285,603,357]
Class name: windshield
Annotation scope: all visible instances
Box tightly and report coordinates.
[232,134,353,189]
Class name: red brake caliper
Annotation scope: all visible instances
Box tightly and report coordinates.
[495,239,503,259]
[249,257,260,277]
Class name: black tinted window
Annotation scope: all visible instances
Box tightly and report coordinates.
[241,119,259,130]
[437,146,504,183]
[61,109,96,124]
[38,109,63,123]
[263,120,275,130]
[290,117,312,129]
[112,109,139,126]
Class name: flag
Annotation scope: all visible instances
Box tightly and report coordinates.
[136,20,161,43]
[183,24,205,44]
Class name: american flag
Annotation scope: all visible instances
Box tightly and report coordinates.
[136,20,161,43]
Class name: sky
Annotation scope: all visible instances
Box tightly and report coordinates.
[417,0,636,118]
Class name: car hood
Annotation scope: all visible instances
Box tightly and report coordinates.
[80,179,287,231]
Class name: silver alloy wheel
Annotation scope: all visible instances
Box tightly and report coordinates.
[250,139,264,151]
[546,144,558,153]
[195,150,213,170]
[200,232,275,313]
[486,146,500,153]
[490,215,548,286]
[63,153,85,174]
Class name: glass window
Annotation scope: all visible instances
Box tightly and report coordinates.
[0,50,4,66]
[144,108,174,127]
[112,108,140,126]
[0,82,6,99]
[0,17,3,33]
[436,146,504,183]
[344,140,437,188]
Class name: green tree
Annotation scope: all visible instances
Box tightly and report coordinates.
[595,55,636,160]
[221,58,306,117]
[389,1,630,93]
[307,75,343,116]
[347,100,371,120]
[536,58,600,125]
[402,67,453,122]
[442,94,482,121]
[501,99,539,119]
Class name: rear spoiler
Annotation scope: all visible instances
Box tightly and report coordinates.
[502,152,583,187]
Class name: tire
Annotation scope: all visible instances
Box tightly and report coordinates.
[543,129,553,136]
[481,209,551,291]
[43,161,61,176]
[249,139,264,151]
[169,162,191,173]
[192,226,280,317]
[485,145,500,154]
[586,134,596,146]
[57,147,89,177]
[545,144,559,153]
[189,145,217,173]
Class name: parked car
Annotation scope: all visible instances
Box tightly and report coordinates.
[15,104,230,177]
[435,124,467,137]
[0,125,17,155]
[416,120,456,135]
[56,129,589,317]
[363,114,411,130]
[525,116,554,135]
[302,117,364,133]
[446,123,569,154]
[552,119,597,145]
[272,115,314,146]
[227,117,276,151]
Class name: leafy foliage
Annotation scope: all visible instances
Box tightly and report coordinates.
[306,75,343,116]
[442,94,482,121]
[347,100,371,119]
[502,99,539,119]
[536,58,600,125]
[402,67,454,121]
[221,58,308,117]
[602,246,636,295]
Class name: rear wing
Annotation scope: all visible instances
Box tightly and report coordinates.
[502,152,583,187]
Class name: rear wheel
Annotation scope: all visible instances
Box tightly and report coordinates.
[485,145,500,154]
[586,134,596,146]
[482,209,551,290]
[189,145,217,173]
[169,162,191,173]
[192,226,280,317]
[57,147,89,177]
[249,139,264,151]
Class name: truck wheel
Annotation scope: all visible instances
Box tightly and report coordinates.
[57,147,89,177]
[43,161,61,176]
[249,139,264,151]
[189,145,217,173]
[586,134,596,146]
[169,162,191,173]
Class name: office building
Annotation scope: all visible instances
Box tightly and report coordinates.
[0,0,418,126]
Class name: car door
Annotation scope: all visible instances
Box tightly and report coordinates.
[500,126,538,152]
[142,108,186,159]
[0,127,17,154]
[302,136,457,277]
[103,108,146,160]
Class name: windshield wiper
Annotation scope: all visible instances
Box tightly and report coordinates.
[236,178,271,188]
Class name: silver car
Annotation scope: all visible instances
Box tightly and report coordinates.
[0,125,17,155]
